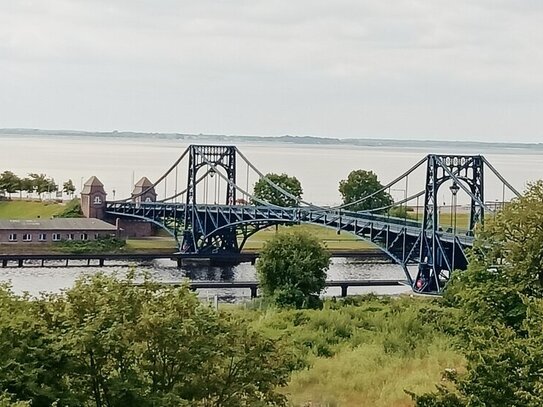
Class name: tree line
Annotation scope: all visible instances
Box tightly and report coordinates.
[0,171,76,199]
[252,170,395,213]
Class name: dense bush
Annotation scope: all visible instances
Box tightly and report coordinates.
[56,198,83,218]
[0,274,294,407]
[257,231,330,309]
[58,236,125,253]
[411,181,543,406]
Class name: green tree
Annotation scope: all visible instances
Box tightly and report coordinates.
[412,181,543,406]
[338,170,393,212]
[63,179,76,197]
[46,273,293,406]
[257,231,330,308]
[0,274,294,407]
[19,178,34,197]
[0,285,72,406]
[252,173,303,207]
[0,171,20,198]
[26,174,57,199]
[28,174,49,199]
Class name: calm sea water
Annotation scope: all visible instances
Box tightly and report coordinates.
[1,134,541,297]
[1,135,540,205]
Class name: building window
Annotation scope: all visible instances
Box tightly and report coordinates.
[38,233,47,242]
[93,196,102,205]
[94,233,101,239]
[8,233,17,242]
[81,233,88,241]
[67,233,75,240]
[22,234,32,242]
[52,233,61,242]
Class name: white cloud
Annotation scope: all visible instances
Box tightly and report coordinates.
[0,0,542,141]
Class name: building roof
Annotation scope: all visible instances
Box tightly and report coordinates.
[81,176,106,195]
[134,176,154,188]
[132,177,157,196]
[0,218,118,231]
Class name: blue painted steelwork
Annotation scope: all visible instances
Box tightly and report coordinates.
[106,201,475,288]
[105,145,519,294]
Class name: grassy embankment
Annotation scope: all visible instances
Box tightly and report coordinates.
[235,294,463,407]
[0,199,66,219]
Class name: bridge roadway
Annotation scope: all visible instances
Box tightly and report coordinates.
[106,201,474,250]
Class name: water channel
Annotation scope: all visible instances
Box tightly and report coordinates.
[0,259,410,299]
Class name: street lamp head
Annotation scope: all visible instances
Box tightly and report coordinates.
[209,167,216,178]
[449,182,460,196]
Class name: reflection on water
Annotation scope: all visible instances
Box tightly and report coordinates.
[0,258,412,300]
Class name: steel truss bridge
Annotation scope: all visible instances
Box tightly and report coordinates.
[105,145,520,294]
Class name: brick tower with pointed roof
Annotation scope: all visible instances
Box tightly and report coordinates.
[131,177,157,204]
[81,176,107,219]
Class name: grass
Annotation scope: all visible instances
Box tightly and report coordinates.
[125,238,177,251]
[286,342,461,407]
[414,211,471,231]
[0,200,66,219]
[244,224,377,251]
[233,295,463,407]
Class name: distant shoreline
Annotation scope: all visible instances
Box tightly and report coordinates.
[1,127,542,152]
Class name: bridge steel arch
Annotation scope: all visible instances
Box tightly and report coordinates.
[106,202,475,290]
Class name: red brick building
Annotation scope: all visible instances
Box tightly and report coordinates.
[0,218,120,244]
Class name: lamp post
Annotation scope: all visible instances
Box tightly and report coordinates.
[449,182,460,272]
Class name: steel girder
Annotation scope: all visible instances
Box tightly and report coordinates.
[106,202,473,286]
[183,145,237,253]
[414,155,484,293]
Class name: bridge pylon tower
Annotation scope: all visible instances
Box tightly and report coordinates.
[415,155,484,293]
[182,145,238,254]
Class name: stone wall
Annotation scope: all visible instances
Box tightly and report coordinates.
[112,218,155,238]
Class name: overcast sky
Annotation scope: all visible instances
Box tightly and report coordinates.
[1,1,542,142]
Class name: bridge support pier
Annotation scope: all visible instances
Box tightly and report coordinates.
[1,259,7,268]
[18,259,23,267]
[340,285,348,297]
[99,259,105,267]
